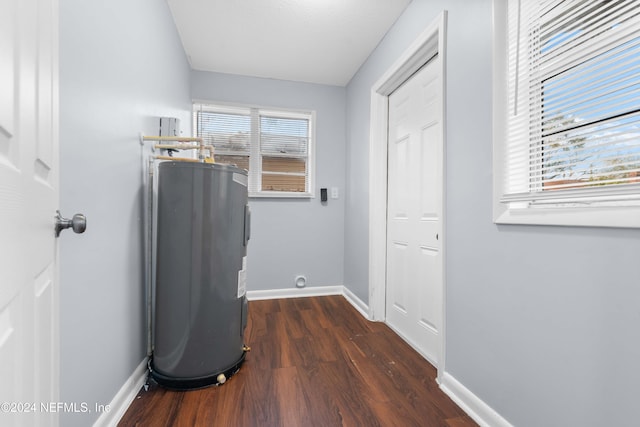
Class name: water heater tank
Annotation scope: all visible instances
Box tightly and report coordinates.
[151,161,250,389]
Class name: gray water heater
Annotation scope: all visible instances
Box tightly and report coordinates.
[151,161,250,390]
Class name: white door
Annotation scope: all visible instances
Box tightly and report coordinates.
[386,55,442,366]
[0,0,60,425]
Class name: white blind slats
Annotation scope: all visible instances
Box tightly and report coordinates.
[193,103,313,195]
[538,0,634,56]
[259,115,310,193]
[538,26,640,87]
[501,182,640,203]
[537,7,640,81]
[503,0,640,204]
[260,115,309,157]
[540,36,640,115]
[196,110,251,154]
[539,1,631,48]
[541,72,640,131]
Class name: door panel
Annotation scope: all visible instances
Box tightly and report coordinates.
[417,246,441,331]
[420,124,440,218]
[386,56,442,366]
[0,0,59,424]
[34,264,55,425]
[391,135,411,219]
[388,241,409,314]
[0,301,19,411]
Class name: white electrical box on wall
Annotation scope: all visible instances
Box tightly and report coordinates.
[159,117,180,137]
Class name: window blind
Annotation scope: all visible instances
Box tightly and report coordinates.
[259,112,309,193]
[504,0,640,204]
[195,105,252,171]
[193,103,313,196]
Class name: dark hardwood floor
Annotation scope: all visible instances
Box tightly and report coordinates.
[119,296,477,427]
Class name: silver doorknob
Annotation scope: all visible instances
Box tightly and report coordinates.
[55,210,87,237]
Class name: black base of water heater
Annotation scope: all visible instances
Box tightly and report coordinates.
[149,350,247,391]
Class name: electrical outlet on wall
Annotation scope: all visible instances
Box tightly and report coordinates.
[330,187,339,199]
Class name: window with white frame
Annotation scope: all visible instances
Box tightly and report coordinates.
[193,103,315,197]
[494,0,640,228]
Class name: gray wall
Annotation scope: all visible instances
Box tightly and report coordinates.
[344,0,640,426]
[59,0,191,425]
[191,71,347,292]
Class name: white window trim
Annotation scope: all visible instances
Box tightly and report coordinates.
[193,100,316,199]
[492,0,640,229]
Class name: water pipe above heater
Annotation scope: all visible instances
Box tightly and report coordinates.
[140,135,215,163]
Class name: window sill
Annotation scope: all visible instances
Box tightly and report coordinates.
[494,204,640,229]
[249,191,314,199]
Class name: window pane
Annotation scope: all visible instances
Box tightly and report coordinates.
[260,116,309,156]
[216,154,250,171]
[539,29,640,190]
[262,156,306,174]
[542,38,640,134]
[261,174,306,192]
[194,103,313,196]
[541,113,640,189]
[197,111,251,154]
[259,114,310,193]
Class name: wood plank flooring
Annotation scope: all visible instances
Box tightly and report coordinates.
[119,296,477,427]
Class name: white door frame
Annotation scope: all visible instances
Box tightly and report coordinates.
[368,11,447,381]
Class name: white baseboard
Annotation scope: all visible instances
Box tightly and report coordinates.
[342,286,371,320]
[246,285,343,301]
[93,357,149,427]
[439,372,513,427]
[246,286,372,322]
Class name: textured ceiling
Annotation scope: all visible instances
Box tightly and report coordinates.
[167,0,411,86]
